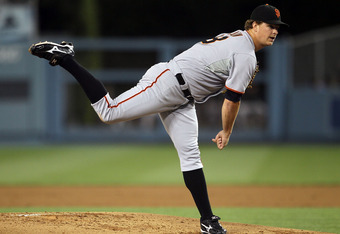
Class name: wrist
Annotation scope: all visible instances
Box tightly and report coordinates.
[221,129,232,136]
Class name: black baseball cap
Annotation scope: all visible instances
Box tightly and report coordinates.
[250,4,289,26]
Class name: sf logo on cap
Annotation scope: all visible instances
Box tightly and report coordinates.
[275,9,280,18]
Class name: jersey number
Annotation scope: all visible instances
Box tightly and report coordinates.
[201,31,242,44]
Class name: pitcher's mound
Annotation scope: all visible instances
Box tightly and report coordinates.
[0,212,326,233]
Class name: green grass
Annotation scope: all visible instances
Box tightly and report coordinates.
[203,143,340,185]
[1,207,339,233]
[0,143,339,233]
[0,143,339,185]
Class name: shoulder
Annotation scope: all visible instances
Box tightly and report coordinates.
[207,31,255,59]
[231,31,255,54]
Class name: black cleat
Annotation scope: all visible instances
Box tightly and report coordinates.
[28,41,75,66]
[200,215,227,234]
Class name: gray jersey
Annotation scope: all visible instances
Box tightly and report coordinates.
[91,30,257,172]
[172,30,257,103]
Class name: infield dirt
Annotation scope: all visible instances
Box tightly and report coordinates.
[1,186,339,233]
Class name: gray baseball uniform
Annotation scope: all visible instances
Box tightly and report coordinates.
[28,4,287,231]
[91,30,257,171]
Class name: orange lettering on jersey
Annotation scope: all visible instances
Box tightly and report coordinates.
[248,64,259,89]
[275,9,280,18]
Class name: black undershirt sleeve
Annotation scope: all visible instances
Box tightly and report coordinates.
[224,89,242,102]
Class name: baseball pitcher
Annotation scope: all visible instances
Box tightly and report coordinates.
[29,4,287,233]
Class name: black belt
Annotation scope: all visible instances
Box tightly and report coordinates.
[175,73,194,101]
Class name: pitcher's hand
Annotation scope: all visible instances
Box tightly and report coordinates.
[212,130,230,150]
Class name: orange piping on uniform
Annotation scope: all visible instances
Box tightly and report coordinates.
[225,85,245,94]
[104,69,170,108]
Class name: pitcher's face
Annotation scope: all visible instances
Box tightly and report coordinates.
[255,22,279,47]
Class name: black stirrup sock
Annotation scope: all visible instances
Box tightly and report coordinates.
[183,168,213,220]
[59,55,107,104]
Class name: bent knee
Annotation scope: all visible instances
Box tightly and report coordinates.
[98,116,112,124]
[175,144,203,171]
[91,94,119,124]
[97,112,119,124]
[179,154,203,171]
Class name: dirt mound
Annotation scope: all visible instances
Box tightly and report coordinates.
[0,212,327,234]
[1,186,338,233]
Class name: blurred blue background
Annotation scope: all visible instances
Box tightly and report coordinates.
[0,0,339,144]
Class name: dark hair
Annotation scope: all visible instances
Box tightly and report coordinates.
[244,19,263,30]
